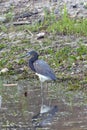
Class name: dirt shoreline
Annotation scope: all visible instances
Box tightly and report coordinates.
[0,0,87,79]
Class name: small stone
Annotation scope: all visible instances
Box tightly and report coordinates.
[71,4,78,8]
[84,65,87,68]
[37,32,45,39]
[83,3,87,9]
[71,72,74,75]
[16,68,25,74]
[0,16,6,22]
[32,8,38,14]
[0,68,9,73]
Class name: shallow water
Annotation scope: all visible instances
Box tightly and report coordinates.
[0,77,87,130]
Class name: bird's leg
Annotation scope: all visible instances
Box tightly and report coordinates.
[44,82,49,106]
[44,82,48,101]
[41,81,43,96]
[48,82,52,106]
[46,82,51,106]
[40,82,44,105]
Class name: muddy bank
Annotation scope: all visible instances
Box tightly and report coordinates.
[0,0,87,82]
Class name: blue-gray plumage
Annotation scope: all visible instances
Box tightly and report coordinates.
[25,50,56,82]
[34,60,56,82]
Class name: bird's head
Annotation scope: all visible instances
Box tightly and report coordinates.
[20,50,38,58]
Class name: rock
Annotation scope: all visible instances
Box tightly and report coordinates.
[32,8,38,14]
[83,2,87,9]
[0,16,6,22]
[37,32,45,39]
[0,68,9,73]
[84,64,87,69]
[16,67,25,74]
[71,4,78,8]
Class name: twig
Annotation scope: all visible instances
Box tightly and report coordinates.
[25,30,33,37]
[13,21,31,25]
[3,84,18,87]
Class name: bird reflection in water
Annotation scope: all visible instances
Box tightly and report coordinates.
[32,105,58,128]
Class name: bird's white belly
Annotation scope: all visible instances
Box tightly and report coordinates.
[36,73,51,82]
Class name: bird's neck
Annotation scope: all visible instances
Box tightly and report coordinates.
[29,54,38,72]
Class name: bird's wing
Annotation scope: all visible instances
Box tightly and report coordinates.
[33,60,56,80]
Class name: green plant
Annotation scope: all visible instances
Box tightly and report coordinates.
[5,12,13,22]
[5,5,14,22]
[76,44,87,57]
[55,46,71,62]
[0,43,7,49]
[0,59,8,68]
[0,24,7,32]
[47,5,87,35]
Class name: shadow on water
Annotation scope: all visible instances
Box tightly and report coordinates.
[32,105,58,128]
[0,77,87,130]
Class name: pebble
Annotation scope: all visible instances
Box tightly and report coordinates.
[0,16,6,22]
[0,68,9,73]
[37,32,45,39]
[71,4,78,8]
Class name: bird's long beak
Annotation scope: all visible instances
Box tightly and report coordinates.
[20,52,30,58]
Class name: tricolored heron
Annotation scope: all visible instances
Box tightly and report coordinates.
[22,50,56,104]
